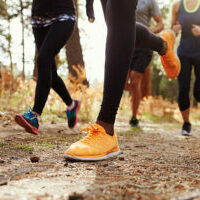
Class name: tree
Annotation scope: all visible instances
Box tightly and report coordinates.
[0,0,15,73]
[65,0,89,87]
[18,0,32,79]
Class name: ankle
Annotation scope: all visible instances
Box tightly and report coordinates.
[159,40,168,56]
[67,100,75,111]
[96,120,114,136]
[33,111,40,117]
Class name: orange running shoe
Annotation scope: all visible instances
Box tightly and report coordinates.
[160,30,180,79]
[64,123,120,161]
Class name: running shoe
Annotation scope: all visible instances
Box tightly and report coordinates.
[129,117,139,128]
[15,107,39,135]
[64,123,120,161]
[181,122,192,136]
[66,100,81,129]
[160,30,180,79]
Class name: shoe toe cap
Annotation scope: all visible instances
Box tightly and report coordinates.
[65,142,98,157]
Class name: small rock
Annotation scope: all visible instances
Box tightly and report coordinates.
[103,163,108,167]
[86,168,93,171]
[0,160,5,164]
[119,156,125,161]
[0,178,8,186]
[10,156,18,160]
[64,162,68,167]
[30,156,40,163]
[68,193,84,200]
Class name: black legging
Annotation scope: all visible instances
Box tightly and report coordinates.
[135,23,163,53]
[178,55,200,111]
[33,21,75,115]
[97,0,163,124]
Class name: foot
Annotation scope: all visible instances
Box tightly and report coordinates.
[160,30,180,79]
[181,122,192,136]
[15,107,39,135]
[64,123,120,161]
[66,100,81,129]
[129,117,139,128]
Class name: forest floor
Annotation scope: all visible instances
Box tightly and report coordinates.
[0,112,200,200]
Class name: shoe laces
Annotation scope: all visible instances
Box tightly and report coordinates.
[23,106,40,122]
[80,123,104,144]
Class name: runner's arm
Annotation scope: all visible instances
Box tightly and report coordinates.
[86,0,95,23]
[192,25,200,37]
[151,14,164,34]
[171,1,181,35]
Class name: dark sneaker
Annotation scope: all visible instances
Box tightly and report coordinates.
[15,107,39,135]
[66,100,81,129]
[129,117,139,128]
[181,122,192,136]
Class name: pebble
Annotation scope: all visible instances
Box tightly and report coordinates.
[0,160,5,164]
[0,178,8,186]
[68,193,84,200]
[30,156,40,163]
[119,156,125,161]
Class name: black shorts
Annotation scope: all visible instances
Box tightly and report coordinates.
[130,49,153,74]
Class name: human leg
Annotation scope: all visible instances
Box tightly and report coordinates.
[178,55,193,135]
[129,50,153,128]
[193,57,200,102]
[33,21,75,115]
[135,24,180,79]
[15,21,76,134]
[65,0,138,161]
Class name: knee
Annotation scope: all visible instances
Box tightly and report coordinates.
[37,52,51,67]
[178,90,190,111]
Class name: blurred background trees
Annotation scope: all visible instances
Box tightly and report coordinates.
[0,0,196,106]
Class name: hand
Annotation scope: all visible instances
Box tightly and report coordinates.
[172,24,181,35]
[88,18,95,23]
[192,24,200,37]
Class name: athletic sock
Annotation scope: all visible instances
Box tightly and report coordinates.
[67,100,75,111]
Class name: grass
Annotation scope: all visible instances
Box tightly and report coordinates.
[41,141,53,147]
[0,78,200,126]
[0,141,4,148]
[17,144,34,152]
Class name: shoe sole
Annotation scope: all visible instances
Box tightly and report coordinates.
[15,114,38,135]
[161,29,181,79]
[64,150,121,161]
[69,100,81,129]
[181,130,192,136]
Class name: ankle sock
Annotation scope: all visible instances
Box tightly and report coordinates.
[67,100,75,111]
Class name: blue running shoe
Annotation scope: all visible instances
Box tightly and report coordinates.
[15,107,39,135]
[66,100,81,129]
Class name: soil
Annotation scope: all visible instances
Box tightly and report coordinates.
[1,115,200,200]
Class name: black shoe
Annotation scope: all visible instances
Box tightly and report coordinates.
[129,117,139,128]
[66,100,81,129]
[181,122,191,136]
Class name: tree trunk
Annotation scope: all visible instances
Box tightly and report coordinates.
[8,18,13,74]
[65,0,89,87]
[19,0,25,80]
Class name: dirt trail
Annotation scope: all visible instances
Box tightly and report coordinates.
[1,118,200,200]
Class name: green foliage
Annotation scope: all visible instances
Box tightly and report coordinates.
[17,143,34,152]
[0,141,4,148]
